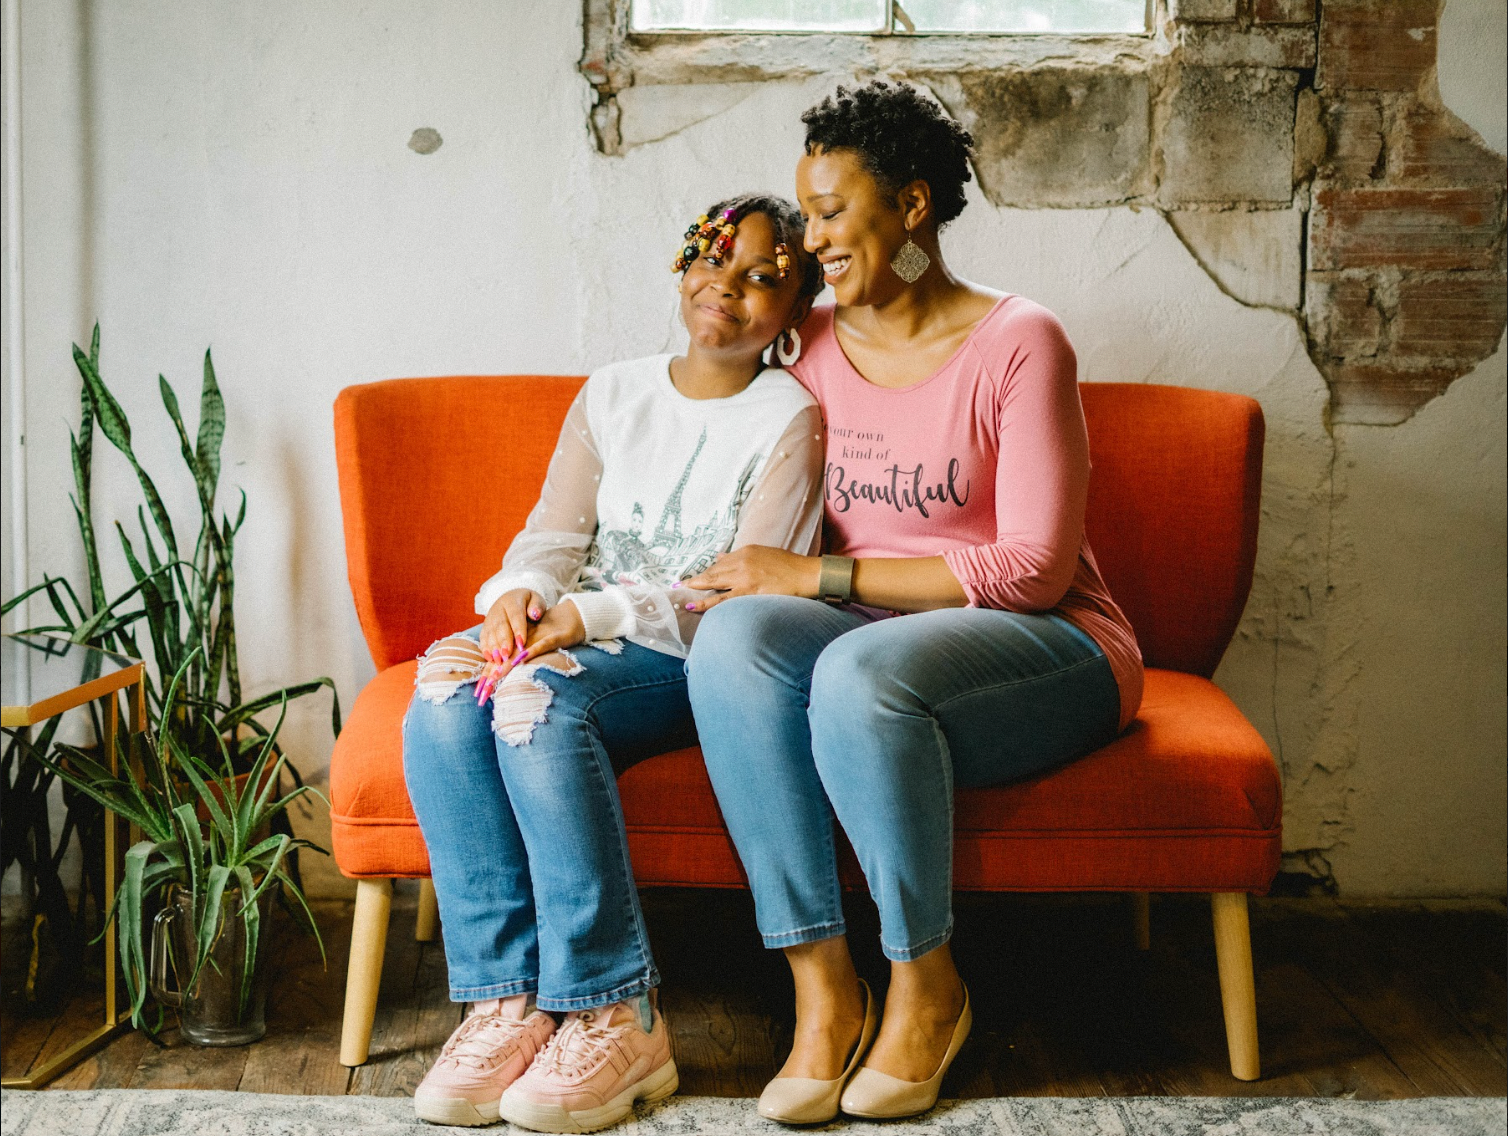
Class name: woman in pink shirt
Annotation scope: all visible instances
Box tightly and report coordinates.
[683,82,1143,1125]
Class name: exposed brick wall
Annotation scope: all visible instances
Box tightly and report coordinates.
[1305,0,1506,423]
[1164,0,1505,424]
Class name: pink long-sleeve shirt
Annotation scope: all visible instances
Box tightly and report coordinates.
[789,297,1144,729]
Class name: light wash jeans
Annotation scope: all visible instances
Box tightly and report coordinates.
[686,597,1121,962]
[402,629,696,1009]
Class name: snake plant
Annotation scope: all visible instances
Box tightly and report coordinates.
[3,325,341,753]
[33,652,325,1027]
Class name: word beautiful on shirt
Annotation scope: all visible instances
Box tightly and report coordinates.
[824,428,971,520]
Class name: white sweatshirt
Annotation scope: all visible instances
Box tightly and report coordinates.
[475,354,825,657]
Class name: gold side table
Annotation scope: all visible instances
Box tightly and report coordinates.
[2,632,146,1089]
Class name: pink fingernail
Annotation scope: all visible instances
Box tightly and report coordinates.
[529,608,542,620]
[670,582,681,590]
[510,648,527,665]
[515,635,525,649]
[685,602,698,611]
[490,649,503,662]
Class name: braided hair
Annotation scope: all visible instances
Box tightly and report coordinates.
[674,193,824,301]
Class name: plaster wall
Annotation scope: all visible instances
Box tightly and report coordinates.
[4,1,1504,897]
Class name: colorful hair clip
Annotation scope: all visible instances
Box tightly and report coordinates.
[673,213,720,272]
[672,208,740,273]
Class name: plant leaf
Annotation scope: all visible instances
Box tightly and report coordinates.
[114,522,173,682]
[222,678,342,739]
[171,802,206,927]
[73,342,180,559]
[188,864,232,993]
[233,864,259,1017]
[2,577,75,619]
[271,869,326,968]
[197,349,225,496]
[37,745,170,840]
[73,341,131,452]
[71,423,107,615]
[120,841,158,1025]
[166,730,234,853]
[241,696,290,831]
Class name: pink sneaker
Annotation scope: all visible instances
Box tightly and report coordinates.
[497,995,678,1133]
[413,995,557,1126]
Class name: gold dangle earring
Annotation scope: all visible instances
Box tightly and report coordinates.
[890,227,930,284]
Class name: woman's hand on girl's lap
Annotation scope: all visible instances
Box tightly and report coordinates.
[683,546,821,613]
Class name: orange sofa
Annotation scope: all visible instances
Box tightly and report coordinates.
[330,377,1279,1079]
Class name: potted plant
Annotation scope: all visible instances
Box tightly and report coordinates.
[34,652,325,1044]
[2,327,339,1033]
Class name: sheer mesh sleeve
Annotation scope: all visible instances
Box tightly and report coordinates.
[475,393,601,615]
[564,403,826,655]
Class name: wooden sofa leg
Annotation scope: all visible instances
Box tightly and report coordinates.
[416,878,439,942]
[1211,891,1260,1081]
[340,878,394,1067]
[1131,892,1151,951]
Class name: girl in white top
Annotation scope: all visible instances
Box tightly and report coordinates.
[401,194,825,1133]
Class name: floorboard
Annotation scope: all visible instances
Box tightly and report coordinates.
[237,899,354,1096]
[345,884,461,1100]
[3,889,1502,1100]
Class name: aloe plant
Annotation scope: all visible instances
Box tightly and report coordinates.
[32,652,325,1026]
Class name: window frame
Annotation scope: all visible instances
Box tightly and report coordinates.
[580,0,1165,155]
[626,0,1154,37]
[582,0,1160,92]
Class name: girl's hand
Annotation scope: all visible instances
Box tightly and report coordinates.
[478,590,546,697]
[482,589,546,658]
[475,598,581,702]
[682,547,821,614]
[520,602,586,660]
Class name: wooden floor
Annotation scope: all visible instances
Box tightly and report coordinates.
[3,888,1504,1099]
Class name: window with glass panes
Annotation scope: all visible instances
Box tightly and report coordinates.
[630,1,1150,35]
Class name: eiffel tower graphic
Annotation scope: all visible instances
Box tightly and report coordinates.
[653,427,707,546]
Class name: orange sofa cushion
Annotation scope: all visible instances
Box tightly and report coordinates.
[330,667,1279,893]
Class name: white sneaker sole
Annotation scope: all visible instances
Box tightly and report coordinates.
[497,1058,679,1134]
[413,1090,500,1127]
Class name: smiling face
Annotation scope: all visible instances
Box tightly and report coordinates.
[678,210,807,357]
[796,147,918,308]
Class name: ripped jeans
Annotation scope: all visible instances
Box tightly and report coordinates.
[402,626,697,1009]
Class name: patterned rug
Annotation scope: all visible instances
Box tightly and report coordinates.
[1,1090,1504,1136]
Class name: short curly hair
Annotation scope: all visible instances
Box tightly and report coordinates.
[801,81,975,228]
[679,192,824,301]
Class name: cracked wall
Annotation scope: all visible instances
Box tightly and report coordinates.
[576,1,1506,894]
[586,0,1508,428]
[6,0,1503,898]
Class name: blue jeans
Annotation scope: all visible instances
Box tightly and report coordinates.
[687,597,1121,962]
[402,631,696,1009]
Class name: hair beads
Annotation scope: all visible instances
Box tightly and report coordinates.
[711,214,737,259]
[672,208,737,273]
[774,243,791,282]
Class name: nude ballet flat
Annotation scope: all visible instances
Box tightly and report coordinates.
[757,980,878,1125]
[839,984,972,1120]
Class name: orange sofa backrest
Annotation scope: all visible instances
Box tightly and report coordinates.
[335,377,1263,677]
[335,376,587,670]
[1080,383,1264,678]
